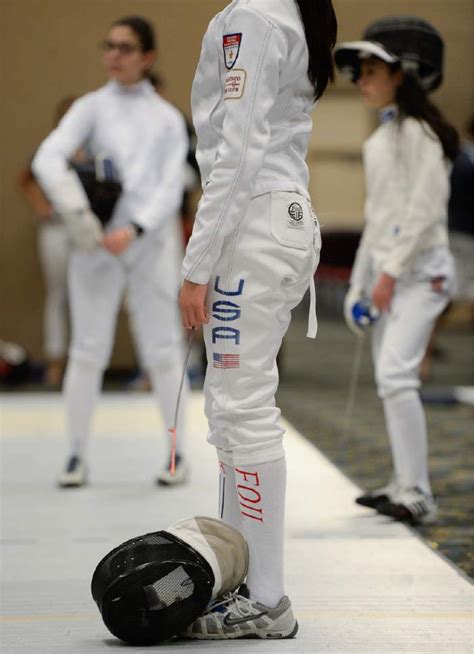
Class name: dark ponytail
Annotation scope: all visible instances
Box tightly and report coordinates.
[296,0,338,100]
[395,72,459,162]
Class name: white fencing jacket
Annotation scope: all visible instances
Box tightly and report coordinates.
[32,80,188,234]
[183,0,316,284]
[351,111,451,290]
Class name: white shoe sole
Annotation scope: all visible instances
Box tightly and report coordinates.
[57,471,87,488]
[157,466,189,486]
[183,621,298,640]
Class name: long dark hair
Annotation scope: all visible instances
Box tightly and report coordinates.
[296,0,338,100]
[395,72,459,161]
[113,15,156,52]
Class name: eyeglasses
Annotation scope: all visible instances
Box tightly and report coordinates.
[100,40,141,55]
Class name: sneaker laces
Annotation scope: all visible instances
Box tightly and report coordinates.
[205,591,260,618]
[394,487,436,517]
[398,487,432,504]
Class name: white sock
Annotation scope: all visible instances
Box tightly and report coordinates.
[148,362,189,458]
[232,458,287,608]
[217,456,241,530]
[63,359,102,459]
[383,390,432,496]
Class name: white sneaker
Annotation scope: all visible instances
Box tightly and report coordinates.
[156,454,189,487]
[378,487,438,525]
[182,586,298,640]
[57,455,87,488]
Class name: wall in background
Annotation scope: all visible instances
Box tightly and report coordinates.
[1,0,472,361]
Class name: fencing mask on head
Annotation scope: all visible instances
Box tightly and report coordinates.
[334,16,444,92]
[91,516,248,645]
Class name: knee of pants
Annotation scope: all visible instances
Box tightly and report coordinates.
[209,429,286,466]
[141,341,184,372]
[68,337,114,370]
[375,360,420,399]
[207,403,286,466]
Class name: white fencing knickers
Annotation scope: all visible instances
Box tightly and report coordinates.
[68,228,184,371]
[371,253,455,400]
[38,222,71,359]
[370,255,454,494]
[203,191,321,467]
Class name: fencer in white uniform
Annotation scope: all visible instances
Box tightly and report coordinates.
[33,16,190,488]
[37,219,71,375]
[179,0,338,640]
[19,161,72,386]
[335,16,459,525]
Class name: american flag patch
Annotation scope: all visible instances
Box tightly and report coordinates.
[213,353,240,369]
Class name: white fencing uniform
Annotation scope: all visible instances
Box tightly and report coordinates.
[37,220,71,359]
[33,80,189,465]
[350,108,455,495]
[183,0,320,607]
[184,0,320,463]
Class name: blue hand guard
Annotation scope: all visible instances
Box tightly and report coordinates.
[351,300,379,328]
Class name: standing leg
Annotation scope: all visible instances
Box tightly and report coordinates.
[202,193,318,604]
[217,453,287,606]
[233,459,287,608]
[184,192,318,640]
[63,359,102,459]
[38,224,71,385]
[59,249,125,487]
[374,279,450,521]
[370,313,403,490]
[126,232,190,484]
[382,389,430,494]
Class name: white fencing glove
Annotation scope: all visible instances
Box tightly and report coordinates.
[344,287,379,337]
[60,209,103,250]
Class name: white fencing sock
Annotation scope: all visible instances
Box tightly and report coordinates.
[63,359,102,459]
[217,456,241,531]
[233,457,287,608]
[383,389,432,496]
[148,362,189,458]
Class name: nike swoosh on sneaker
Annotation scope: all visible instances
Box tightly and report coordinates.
[223,611,268,627]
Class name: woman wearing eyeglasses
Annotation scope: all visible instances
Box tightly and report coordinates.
[32,16,190,488]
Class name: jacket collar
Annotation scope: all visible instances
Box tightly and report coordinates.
[379,104,399,124]
[107,79,155,96]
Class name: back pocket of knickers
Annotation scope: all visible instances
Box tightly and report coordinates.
[270,191,314,251]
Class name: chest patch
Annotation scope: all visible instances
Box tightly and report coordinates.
[223,33,242,70]
[224,70,246,100]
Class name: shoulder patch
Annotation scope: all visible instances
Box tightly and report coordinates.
[224,70,247,100]
[223,33,242,70]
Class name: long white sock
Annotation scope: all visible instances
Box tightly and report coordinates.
[383,390,432,496]
[148,362,189,458]
[63,359,102,459]
[217,456,241,530]
[232,458,287,608]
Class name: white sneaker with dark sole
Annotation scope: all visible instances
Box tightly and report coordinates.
[57,455,87,488]
[182,586,298,640]
[377,487,438,525]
